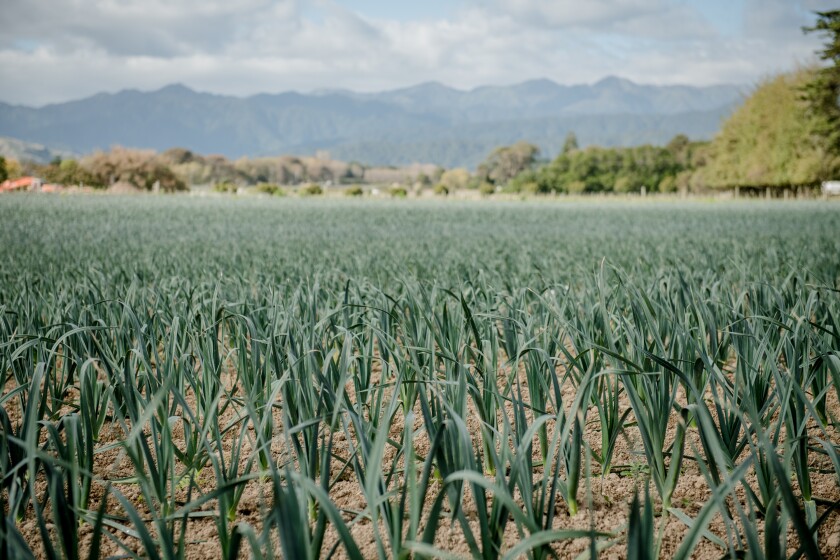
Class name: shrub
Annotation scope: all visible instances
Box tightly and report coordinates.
[345,185,364,197]
[213,182,236,194]
[478,182,495,196]
[390,187,408,198]
[300,183,323,196]
[433,183,449,196]
[255,183,285,196]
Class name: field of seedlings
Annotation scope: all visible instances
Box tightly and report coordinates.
[2,195,840,560]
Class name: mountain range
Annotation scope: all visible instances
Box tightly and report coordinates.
[0,77,745,168]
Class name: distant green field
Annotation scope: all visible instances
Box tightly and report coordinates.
[2,196,838,289]
[2,195,839,559]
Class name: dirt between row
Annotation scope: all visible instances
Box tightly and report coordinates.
[6,350,840,559]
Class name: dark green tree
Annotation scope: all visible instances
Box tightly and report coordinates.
[562,131,579,154]
[666,134,691,166]
[0,156,7,183]
[510,144,683,194]
[803,10,840,160]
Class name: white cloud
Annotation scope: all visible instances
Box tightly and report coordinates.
[497,0,660,27]
[0,0,829,106]
[0,0,296,56]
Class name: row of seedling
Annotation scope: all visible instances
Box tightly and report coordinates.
[1,266,839,559]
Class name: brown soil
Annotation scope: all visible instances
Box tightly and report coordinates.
[5,350,840,560]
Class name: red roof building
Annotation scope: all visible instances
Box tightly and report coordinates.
[0,177,43,192]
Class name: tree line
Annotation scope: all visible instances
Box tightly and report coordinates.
[490,134,703,195]
[4,148,392,192]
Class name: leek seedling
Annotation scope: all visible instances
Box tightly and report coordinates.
[621,361,688,512]
[627,486,655,560]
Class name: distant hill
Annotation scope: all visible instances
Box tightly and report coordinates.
[0,78,743,167]
[325,108,736,168]
[0,136,75,164]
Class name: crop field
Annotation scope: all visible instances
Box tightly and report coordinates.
[2,195,840,559]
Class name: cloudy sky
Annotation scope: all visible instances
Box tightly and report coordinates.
[0,0,833,106]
